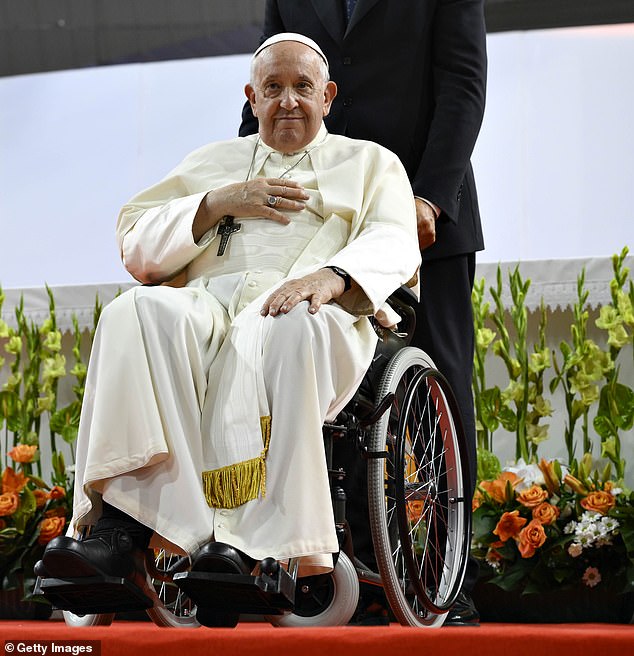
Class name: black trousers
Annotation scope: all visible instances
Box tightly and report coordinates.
[334,251,479,593]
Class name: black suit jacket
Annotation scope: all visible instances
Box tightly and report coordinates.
[239,0,487,260]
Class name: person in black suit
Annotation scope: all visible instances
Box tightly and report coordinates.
[240,0,487,625]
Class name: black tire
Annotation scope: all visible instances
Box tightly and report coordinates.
[367,347,471,627]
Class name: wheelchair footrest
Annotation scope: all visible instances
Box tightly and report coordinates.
[35,575,154,615]
[173,568,295,615]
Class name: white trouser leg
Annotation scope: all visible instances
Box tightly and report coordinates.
[71,285,229,553]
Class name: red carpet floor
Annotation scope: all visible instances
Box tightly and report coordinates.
[1,620,632,656]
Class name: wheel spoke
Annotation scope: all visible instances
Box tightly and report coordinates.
[368,349,471,626]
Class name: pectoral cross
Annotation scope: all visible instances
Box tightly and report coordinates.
[216,215,241,256]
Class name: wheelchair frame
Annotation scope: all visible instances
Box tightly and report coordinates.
[37,290,472,629]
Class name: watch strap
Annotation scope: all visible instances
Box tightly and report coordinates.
[325,266,352,292]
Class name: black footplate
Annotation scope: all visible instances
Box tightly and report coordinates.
[173,563,295,615]
[35,574,154,615]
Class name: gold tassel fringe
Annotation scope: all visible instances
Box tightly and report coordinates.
[202,415,272,509]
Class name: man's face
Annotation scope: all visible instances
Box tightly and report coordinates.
[246,42,337,153]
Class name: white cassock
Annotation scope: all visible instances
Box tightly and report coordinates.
[70,125,420,574]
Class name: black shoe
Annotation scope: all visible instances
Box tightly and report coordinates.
[188,542,255,628]
[37,528,140,579]
[443,591,480,626]
[190,542,255,575]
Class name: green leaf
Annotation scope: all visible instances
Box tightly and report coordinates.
[618,518,634,556]
[49,401,81,444]
[499,405,517,432]
[0,528,20,544]
[472,507,499,543]
[477,448,501,483]
[490,558,533,591]
[612,383,634,430]
[27,475,50,490]
[594,414,616,440]
[480,388,502,432]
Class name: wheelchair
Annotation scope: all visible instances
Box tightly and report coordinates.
[36,287,472,629]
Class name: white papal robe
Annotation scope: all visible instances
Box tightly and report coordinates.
[70,125,420,574]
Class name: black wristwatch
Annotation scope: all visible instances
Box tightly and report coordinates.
[325,266,352,292]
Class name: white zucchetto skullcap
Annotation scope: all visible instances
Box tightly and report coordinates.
[253,32,329,71]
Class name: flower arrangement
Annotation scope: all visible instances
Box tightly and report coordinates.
[472,247,634,596]
[472,456,633,594]
[0,285,101,601]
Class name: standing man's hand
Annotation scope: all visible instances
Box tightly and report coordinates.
[415,197,438,250]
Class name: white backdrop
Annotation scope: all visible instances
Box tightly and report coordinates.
[1,24,633,288]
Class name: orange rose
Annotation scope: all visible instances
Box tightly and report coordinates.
[0,492,20,517]
[472,490,483,511]
[517,519,546,558]
[48,486,66,500]
[532,502,560,525]
[479,472,522,505]
[406,499,424,523]
[7,444,38,463]
[44,507,67,519]
[581,491,616,515]
[493,510,527,542]
[33,489,48,509]
[517,485,549,508]
[37,516,66,545]
[2,467,29,494]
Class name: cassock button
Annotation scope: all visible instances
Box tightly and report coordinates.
[343,57,352,65]
[343,98,353,107]
[248,281,257,288]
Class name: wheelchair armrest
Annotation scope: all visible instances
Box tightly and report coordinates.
[384,285,417,345]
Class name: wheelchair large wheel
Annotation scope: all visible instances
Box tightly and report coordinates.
[367,347,471,627]
[267,551,359,627]
[62,548,199,628]
[145,548,199,628]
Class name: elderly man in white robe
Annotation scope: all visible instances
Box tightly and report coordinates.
[39,33,420,609]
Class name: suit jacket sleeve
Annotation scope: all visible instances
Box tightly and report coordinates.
[413,0,487,222]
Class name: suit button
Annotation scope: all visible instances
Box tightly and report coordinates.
[343,97,353,107]
[343,57,352,65]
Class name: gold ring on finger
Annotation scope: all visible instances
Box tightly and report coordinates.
[275,195,283,206]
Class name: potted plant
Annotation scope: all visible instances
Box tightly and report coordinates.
[0,286,97,617]
[471,248,634,622]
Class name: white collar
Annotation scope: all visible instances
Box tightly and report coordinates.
[258,123,328,156]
